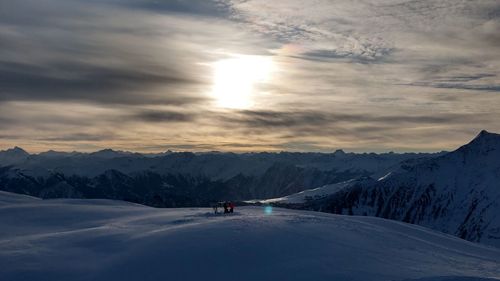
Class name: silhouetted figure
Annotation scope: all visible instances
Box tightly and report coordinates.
[229,201,234,213]
[211,202,219,214]
[223,202,229,214]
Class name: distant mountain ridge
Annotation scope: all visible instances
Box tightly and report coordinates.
[0,146,443,207]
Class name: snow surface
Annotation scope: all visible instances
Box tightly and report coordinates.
[257,180,357,204]
[0,191,499,281]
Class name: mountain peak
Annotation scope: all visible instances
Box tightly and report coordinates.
[333,149,346,156]
[471,130,500,143]
[0,146,29,165]
[89,148,139,159]
[457,130,500,154]
[88,149,118,157]
[4,146,29,155]
[475,130,498,139]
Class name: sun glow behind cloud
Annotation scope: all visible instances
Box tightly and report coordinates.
[1,0,500,153]
[211,55,274,109]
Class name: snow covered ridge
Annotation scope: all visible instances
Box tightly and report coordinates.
[0,145,442,207]
[255,178,366,204]
[0,191,499,281]
[280,130,500,248]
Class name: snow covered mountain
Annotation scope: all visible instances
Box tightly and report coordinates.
[0,191,499,281]
[0,148,440,180]
[290,130,500,247]
[0,148,441,206]
[0,146,29,165]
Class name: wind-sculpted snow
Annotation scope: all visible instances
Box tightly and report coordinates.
[0,191,499,281]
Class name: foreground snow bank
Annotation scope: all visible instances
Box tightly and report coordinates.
[0,191,499,281]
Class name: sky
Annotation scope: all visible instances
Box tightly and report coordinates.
[1,0,500,153]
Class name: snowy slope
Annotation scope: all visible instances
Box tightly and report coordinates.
[256,179,363,204]
[301,130,500,248]
[0,191,499,281]
[0,190,41,205]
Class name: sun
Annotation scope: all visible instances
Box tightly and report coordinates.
[211,55,274,109]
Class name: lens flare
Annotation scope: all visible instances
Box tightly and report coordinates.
[264,205,273,215]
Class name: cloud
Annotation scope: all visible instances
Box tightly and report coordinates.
[132,110,196,123]
[1,0,500,152]
[0,0,274,106]
[408,82,500,93]
[225,0,500,83]
[0,60,205,105]
[219,109,487,131]
[37,133,117,142]
[299,48,394,64]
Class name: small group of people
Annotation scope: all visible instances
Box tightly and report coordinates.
[212,201,235,214]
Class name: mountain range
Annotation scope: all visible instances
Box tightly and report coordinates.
[0,146,441,206]
[2,130,500,248]
[266,130,500,248]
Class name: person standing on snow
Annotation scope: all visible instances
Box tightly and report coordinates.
[211,202,219,214]
[223,202,229,214]
[229,202,234,213]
